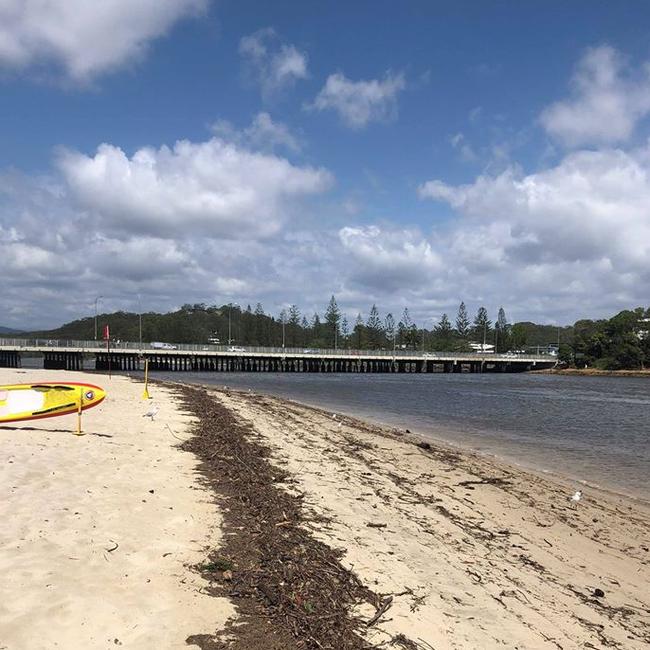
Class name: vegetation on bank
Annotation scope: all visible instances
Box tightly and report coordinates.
[565,307,650,370]
[7,299,649,370]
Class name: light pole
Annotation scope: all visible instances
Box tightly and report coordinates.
[94,296,103,341]
[137,294,143,351]
[228,303,239,344]
[280,309,286,349]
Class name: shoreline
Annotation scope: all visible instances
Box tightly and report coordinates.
[159,375,650,507]
[196,383,650,648]
[536,367,650,378]
[202,382,650,512]
[355,411,650,508]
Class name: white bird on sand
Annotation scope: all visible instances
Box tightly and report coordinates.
[569,490,583,506]
[143,405,160,421]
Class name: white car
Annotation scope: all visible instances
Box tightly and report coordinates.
[150,341,177,350]
[227,346,246,353]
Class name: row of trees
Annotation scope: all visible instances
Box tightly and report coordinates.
[295,297,520,352]
[35,298,525,353]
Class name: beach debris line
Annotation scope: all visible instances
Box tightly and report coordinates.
[178,385,398,650]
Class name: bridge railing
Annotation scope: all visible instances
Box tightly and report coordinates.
[0,337,556,362]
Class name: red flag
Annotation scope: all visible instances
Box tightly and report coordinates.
[103,324,110,341]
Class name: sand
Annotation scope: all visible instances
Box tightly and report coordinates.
[214,387,650,649]
[2,368,649,649]
[0,369,233,650]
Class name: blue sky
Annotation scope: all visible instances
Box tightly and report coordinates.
[1,1,650,329]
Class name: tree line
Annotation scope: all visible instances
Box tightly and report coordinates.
[29,298,523,352]
[27,300,650,369]
[564,307,650,370]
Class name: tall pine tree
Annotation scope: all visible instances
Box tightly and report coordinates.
[434,313,453,350]
[324,295,341,349]
[456,302,470,338]
[366,304,383,349]
[495,307,511,353]
[472,307,492,349]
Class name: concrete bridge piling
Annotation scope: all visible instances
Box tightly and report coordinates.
[0,351,21,368]
[43,352,82,371]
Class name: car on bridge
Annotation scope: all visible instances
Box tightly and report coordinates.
[150,341,177,350]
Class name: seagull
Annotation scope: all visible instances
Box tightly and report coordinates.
[143,405,160,421]
[332,414,337,420]
[569,490,582,507]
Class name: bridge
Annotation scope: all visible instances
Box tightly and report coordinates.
[0,338,556,373]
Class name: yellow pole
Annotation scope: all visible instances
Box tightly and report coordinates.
[142,358,151,400]
[74,386,85,436]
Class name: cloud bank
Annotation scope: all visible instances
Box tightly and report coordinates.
[0,0,206,82]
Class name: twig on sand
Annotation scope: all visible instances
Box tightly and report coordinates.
[367,596,393,627]
[165,424,184,442]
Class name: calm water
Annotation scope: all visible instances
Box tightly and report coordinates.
[152,371,650,500]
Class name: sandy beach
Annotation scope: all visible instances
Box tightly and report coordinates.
[1,370,649,649]
[208,385,650,649]
[0,369,233,649]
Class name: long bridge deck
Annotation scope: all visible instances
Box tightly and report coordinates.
[0,338,556,373]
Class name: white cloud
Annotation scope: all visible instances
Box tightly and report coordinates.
[310,71,405,129]
[211,112,302,153]
[418,144,650,315]
[0,0,206,82]
[239,28,308,99]
[56,137,332,238]
[420,146,650,270]
[540,45,650,147]
[339,225,442,291]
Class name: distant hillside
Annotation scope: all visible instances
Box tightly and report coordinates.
[26,305,284,347]
[0,326,22,334]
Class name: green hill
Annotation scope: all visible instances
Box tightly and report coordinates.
[0,326,23,334]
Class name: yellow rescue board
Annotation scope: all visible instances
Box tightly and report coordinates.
[0,382,106,424]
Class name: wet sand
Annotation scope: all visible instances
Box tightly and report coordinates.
[0,369,233,649]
